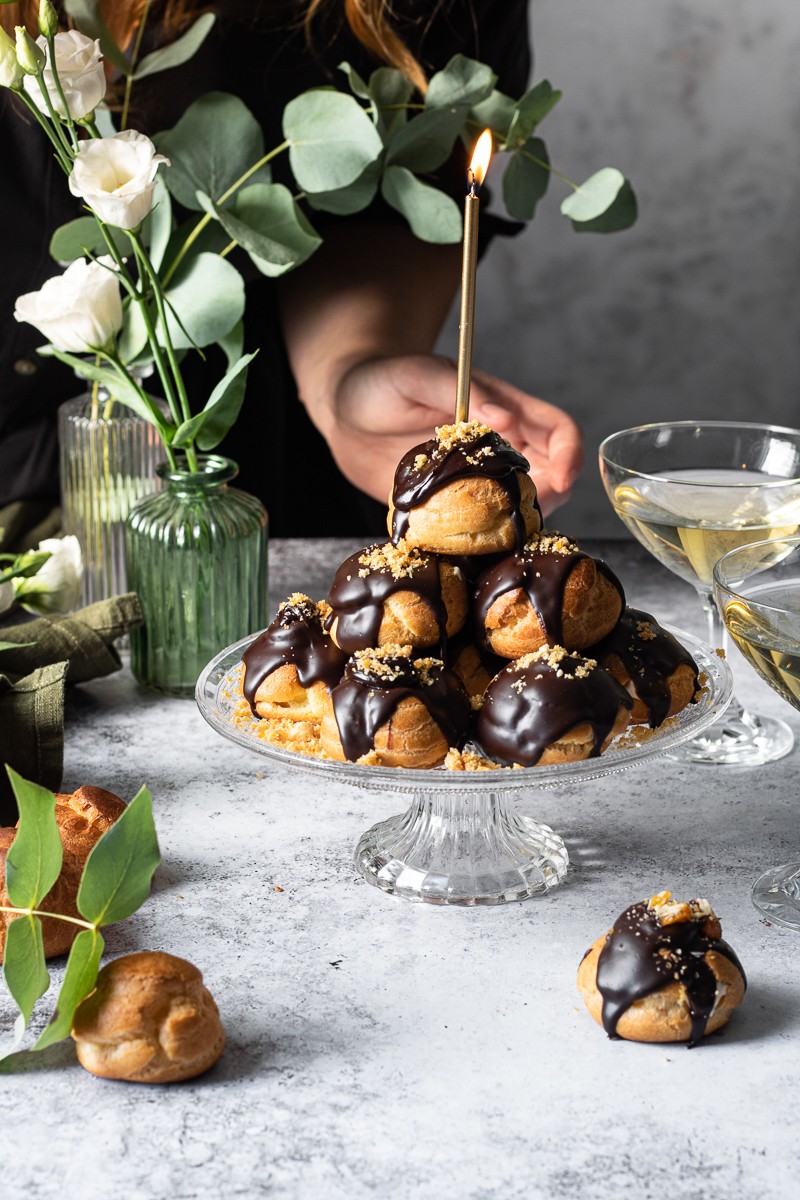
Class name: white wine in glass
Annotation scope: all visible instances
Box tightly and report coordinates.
[714,537,800,928]
[600,421,800,765]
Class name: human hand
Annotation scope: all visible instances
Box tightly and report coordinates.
[323,354,583,515]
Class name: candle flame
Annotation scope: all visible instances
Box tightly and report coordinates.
[468,129,493,189]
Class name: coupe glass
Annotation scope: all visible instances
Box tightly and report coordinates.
[600,421,800,765]
[714,536,800,928]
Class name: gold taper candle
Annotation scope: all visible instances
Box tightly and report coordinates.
[455,130,493,423]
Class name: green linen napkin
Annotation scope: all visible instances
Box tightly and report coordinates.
[0,593,143,823]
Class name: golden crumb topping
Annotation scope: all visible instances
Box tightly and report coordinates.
[434,419,493,451]
[514,645,597,680]
[646,891,718,927]
[413,453,429,471]
[444,747,499,772]
[357,538,429,580]
[351,644,445,686]
[277,594,330,627]
[636,619,657,641]
[525,531,580,556]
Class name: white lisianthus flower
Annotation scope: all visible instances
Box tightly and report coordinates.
[0,26,23,89]
[0,579,14,618]
[69,130,170,230]
[14,257,123,353]
[24,30,105,120]
[13,536,83,615]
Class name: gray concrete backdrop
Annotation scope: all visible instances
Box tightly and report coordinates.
[439,0,800,537]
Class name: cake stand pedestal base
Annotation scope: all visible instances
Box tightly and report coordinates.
[355,789,569,906]
[752,862,800,930]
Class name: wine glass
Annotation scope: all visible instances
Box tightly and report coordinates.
[713,536,800,927]
[599,421,800,765]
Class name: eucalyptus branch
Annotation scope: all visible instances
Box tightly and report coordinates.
[121,0,151,131]
[44,32,79,152]
[162,139,290,286]
[520,147,579,191]
[219,239,237,258]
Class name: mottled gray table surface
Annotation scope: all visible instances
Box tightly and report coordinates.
[2,538,798,1200]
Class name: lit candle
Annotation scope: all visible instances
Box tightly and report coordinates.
[455,129,493,424]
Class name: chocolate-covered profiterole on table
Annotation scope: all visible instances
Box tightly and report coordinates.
[475,645,633,766]
[590,607,701,728]
[577,892,747,1046]
[473,532,625,659]
[242,594,347,720]
[326,540,467,654]
[387,421,542,554]
[320,644,471,768]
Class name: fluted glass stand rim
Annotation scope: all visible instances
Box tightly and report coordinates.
[751,862,800,930]
[196,627,732,906]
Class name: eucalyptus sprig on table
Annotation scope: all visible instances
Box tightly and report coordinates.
[0,767,160,1065]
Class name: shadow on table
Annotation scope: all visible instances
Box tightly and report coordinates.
[715,980,800,1045]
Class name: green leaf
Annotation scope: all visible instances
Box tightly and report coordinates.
[198,184,321,277]
[426,55,496,111]
[33,928,104,1051]
[283,90,383,192]
[133,12,216,80]
[155,93,268,212]
[506,80,562,146]
[561,168,638,232]
[306,160,380,215]
[160,252,245,349]
[63,0,129,76]
[338,61,370,100]
[117,301,150,365]
[217,320,244,370]
[77,786,160,926]
[5,769,62,910]
[502,137,550,220]
[172,352,257,450]
[143,176,172,271]
[3,917,49,1049]
[386,107,465,172]
[43,351,171,431]
[0,642,34,652]
[381,166,462,244]
[368,67,413,140]
[50,218,131,264]
[470,90,515,143]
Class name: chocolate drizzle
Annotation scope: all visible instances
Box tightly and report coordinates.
[474,651,632,766]
[591,607,700,727]
[327,544,449,654]
[331,652,470,763]
[596,901,746,1047]
[242,596,347,713]
[473,541,624,647]
[391,428,536,547]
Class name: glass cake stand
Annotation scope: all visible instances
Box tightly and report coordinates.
[196,628,732,907]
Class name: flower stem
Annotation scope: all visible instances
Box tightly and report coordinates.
[34,73,76,160]
[161,140,289,286]
[0,905,95,931]
[45,32,80,152]
[120,0,151,131]
[14,87,72,172]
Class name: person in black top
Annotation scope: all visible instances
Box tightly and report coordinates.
[0,0,582,543]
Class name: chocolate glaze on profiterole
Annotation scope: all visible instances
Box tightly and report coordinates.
[475,646,632,766]
[331,646,471,763]
[473,533,625,648]
[327,541,449,655]
[242,594,347,714]
[391,423,538,546]
[591,607,700,727]
[596,896,746,1047]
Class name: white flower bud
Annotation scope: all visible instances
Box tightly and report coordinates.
[38,0,59,39]
[0,27,23,89]
[13,537,83,615]
[14,257,123,354]
[68,130,170,230]
[23,29,105,120]
[15,25,46,75]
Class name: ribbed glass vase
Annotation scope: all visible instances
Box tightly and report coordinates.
[58,392,163,606]
[126,455,268,696]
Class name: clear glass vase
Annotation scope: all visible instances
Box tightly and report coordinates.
[58,391,163,607]
[126,455,269,696]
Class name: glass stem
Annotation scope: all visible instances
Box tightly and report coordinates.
[699,587,744,720]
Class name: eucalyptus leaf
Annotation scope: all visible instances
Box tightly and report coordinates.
[50,218,131,264]
[144,177,172,271]
[561,168,638,231]
[506,80,562,146]
[5,769,62,910]
[155,93,267,211]
[117,302,150,365]
[43,351,171,431]
[386,107,465,173]
[306,160,380,215]
[217,320,244,370]
[338,61,370,100]
[502,137,550,220]
[77,786,160,926]
[159,252,245,349]
[426,55,496,111]
[63,0,129,75]
[283,90,383,192]
[381,166,462,244]
[368,67,414,140]
[33,928,104,1051]
[198,184,321,277]
[172,352,257,450]
[133,12,216,80]
[3,917,49,1049]
[470,90,515,143]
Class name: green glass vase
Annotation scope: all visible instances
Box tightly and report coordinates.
[126,455,268,696]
